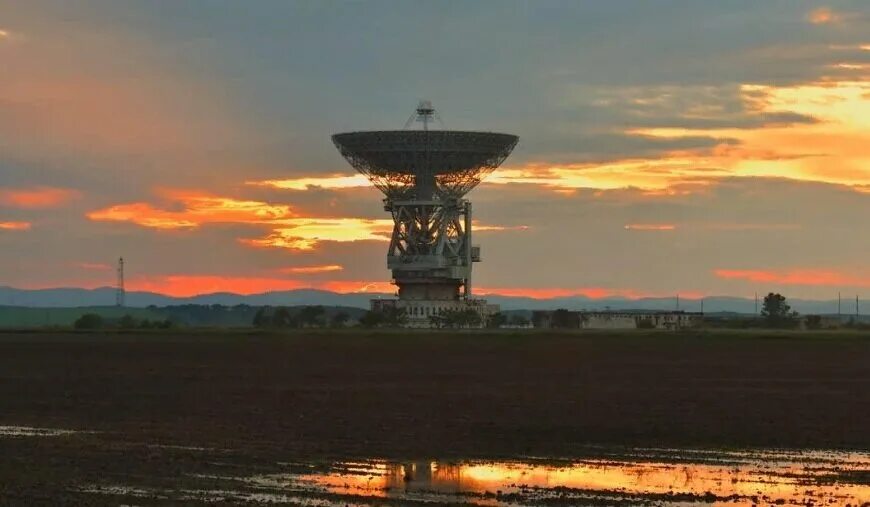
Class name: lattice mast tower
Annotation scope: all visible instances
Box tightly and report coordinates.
[332,101,518,304]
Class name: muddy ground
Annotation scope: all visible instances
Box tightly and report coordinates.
[1,329,869,503]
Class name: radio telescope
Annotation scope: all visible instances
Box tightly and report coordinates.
[332,101,518,326]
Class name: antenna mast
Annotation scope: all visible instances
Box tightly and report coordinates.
[403,100,444,130]
[116,257,126,307]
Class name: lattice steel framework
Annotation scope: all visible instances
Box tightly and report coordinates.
[332,102,518,301]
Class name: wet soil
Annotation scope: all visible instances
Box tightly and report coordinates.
[1,329,869,504]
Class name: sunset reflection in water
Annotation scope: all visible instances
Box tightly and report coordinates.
[258,449,870,506]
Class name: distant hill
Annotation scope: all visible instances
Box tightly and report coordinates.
[0,286,860,316]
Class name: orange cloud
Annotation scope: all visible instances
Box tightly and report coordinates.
[806,7,842,24]
[624,224,677,231]
[321,280,397,294]
[87,190,295,229]
[487,80,868,194]
[124,274,395,297]
[279,265,344,274]
[127,275,308,297]
[240,218,394,251]
[623,223,800,232]
[626,81,870,190]
[714,269,870,288]
[90,189,522,252]
[473,223,530,232]
[247,174,371,190]
[0,187,79,209]
[0,221,31,231]
[487,161,726,191]
[473,286,694,300]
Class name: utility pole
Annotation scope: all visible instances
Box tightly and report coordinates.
[838,292,842,318]
[116,257,125,307]
[754,292,758,315]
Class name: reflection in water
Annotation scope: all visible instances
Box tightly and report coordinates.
[74,448,870,506]
[249,449,870,506]
[0,425,80,437]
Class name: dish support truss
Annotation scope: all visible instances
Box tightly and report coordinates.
[386,197,479,301]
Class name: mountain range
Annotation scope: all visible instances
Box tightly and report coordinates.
[0,286,861,316]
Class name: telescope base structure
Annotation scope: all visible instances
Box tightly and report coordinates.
[371,298,500,328]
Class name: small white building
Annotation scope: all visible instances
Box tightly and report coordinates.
[532,310,703,330]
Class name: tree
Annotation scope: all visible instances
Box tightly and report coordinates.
[252,307,268,327]
[298,305,326,327]
[330,311,350,328]
[118,314,137,329]
[509,314,530,327]
[272,307,297,328]
[74,313,104,330]
[359,310,384,328]
[430,308,482,329]
[761,293,799,327]
[359,307,407,328]
[486,312,507,329]
[804,314,822,330]
[382,307,407,327]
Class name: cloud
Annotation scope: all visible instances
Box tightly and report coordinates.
[2,3,869,300]
[239,218,393,251]
[248,175,371,190]
[0,187,80,209]
[125,274,396,297]
[87,190,295,229]
[128,275,308,297]
[714,269,870,288]
[474,286,701,300]
[88,189,520,252]
[278,264,344,274]
[806,7,842,25]
[624,224,677,231]
[0,221,31,231]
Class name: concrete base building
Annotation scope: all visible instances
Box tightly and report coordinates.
[372,298,499,328]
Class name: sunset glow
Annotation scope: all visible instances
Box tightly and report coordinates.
[624,224,676,231]
[2,2,867,301]
[123,275,395,297]
[248,174,371,190]
[715,269,870,288]
[0,221,32,231]
[279,265,344,275]
[87,190,295,229]
[240,218,394,251]
[806,7,841,25]
[0,187,79,209]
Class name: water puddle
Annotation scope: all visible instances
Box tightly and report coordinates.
[76,447,870,506]
[0,425,80,437]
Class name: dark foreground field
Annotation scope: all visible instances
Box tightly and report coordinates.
[1,329,869,503]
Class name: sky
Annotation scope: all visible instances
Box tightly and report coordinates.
[0,0,868,300]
